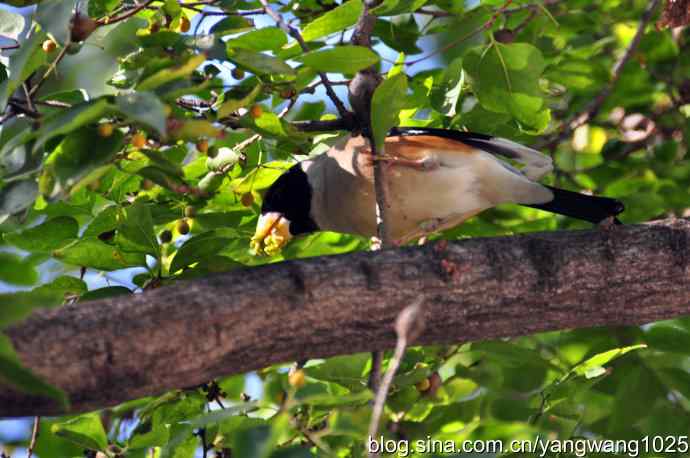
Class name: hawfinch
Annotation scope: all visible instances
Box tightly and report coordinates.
[251,127,624,255]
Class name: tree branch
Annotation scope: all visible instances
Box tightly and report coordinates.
[3,218,690,417]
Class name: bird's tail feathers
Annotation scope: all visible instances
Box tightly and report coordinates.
[526,186,624,224]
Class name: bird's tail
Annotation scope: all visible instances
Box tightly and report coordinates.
[525,186,625,224]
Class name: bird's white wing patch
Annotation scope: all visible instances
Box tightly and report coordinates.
[475,137,553,181]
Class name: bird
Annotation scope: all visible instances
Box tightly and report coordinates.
[250,127,624,256]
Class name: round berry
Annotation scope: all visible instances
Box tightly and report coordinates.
[42,39,57,53]
[231,67,245,79]
[177,219,190,235]
[240,192,254,207]
[288,369,306,388]
[179,16,191,33]
[196,138,209,154]
[249,104,263,119]
[160,230,173,243]
[98,123,114,138]
[416,378,431,392]
[131,132,146,148]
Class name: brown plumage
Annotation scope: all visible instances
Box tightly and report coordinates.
[251,128,624,256]
[302,134,553,243]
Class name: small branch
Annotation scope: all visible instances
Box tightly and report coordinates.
[540,0,660,150]
[367,300,424,458]
[27,416,40,458]
[258,0,351,121]
[96,0,157,25]
[28,42,70,98]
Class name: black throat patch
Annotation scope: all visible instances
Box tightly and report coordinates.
[261,163,319,236]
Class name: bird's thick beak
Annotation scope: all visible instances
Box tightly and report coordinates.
[250,212,293,256]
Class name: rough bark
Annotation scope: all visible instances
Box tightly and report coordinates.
[3,218,690,417]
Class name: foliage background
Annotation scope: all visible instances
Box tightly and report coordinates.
[2,0,690,456]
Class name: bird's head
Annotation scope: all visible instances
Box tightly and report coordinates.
[250,164,319,256]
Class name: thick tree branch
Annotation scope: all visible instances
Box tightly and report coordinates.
[3,218,690,417]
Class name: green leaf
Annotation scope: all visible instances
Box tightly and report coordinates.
[227,48,295,76]
[295,46,380,73]
[217,83,262,119]
[464,42,549,131]
[46,126,125,191]
[305,353,370,390]
[34,99,111,152]
[51,413,108,451]
[0,29,47,111]
[115,92,167,136]
[225,28,288,52]
[373,17,422,54]
[84,205,119,238]
[301,0,363,42]
[53,237,147,271]
[644,324,690,354]
[0,180,38,218]
[371,72,407,149]
[373,0,428,15]
[0,252,37,286]
[209,16,254,36]
[430,56,464,116]
[570,344,647,378]
[170,231,232,273]
[4,216,78,252]
[115,202,160,258]
[80,286,132,301]
[137,54,206,91]
[0,9,25,40]
[0,335,68,409]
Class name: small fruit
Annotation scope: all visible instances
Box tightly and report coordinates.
[249,104,263,119]
[288,369,306,388]
[231,67,245,79]
[280,88,295,99]
[70,12,97,42]
[179,16,191,33]
[98,123,114,137]
[184,206,196,218]
[177,219,190,235]
[150,20,161,34]
[427,372,442,396]
[240,192,254,207]
[415,378,431,393]
[131,132,146,148]
[196,138,209,154]
[42,39,57,53]
[160,230,173,243]
[142,179,155,190]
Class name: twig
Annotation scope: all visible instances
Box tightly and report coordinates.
[28,42,70,98]
[27,416,40,458]
[258,0,351,121]
[540,0,660,150]
[96,0,156,25]
[367,299,425,458]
